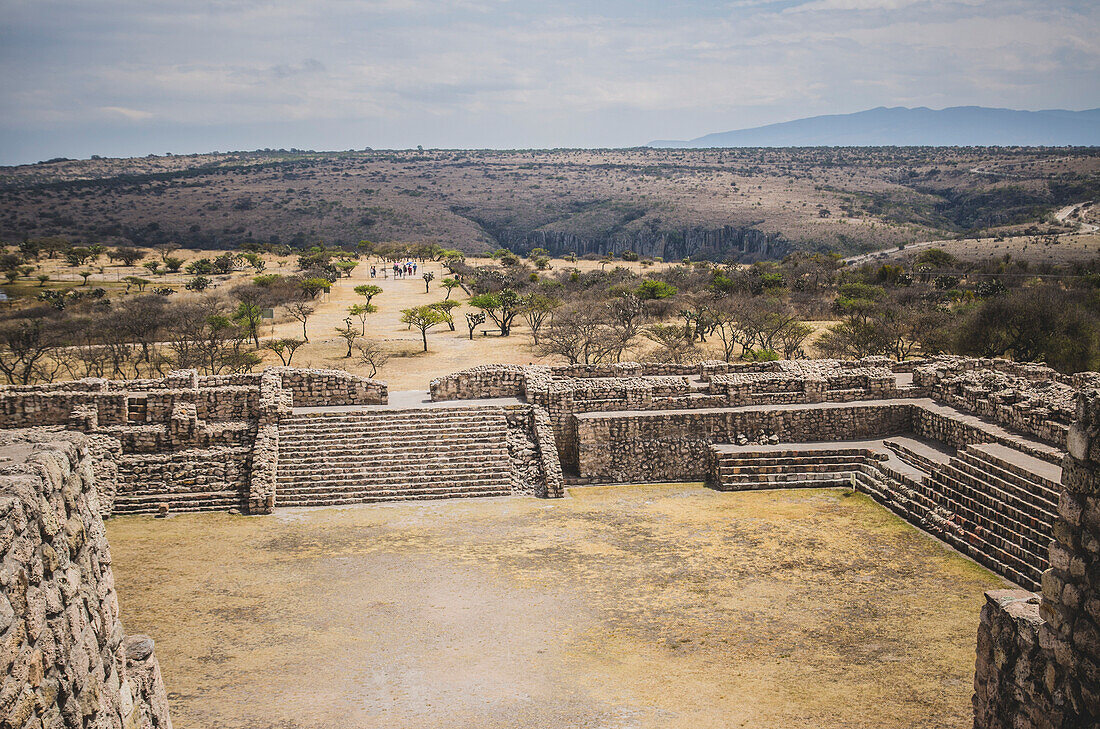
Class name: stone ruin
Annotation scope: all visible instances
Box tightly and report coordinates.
[0,355,1096,726]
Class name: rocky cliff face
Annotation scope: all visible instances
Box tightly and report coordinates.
[488,226,790,262]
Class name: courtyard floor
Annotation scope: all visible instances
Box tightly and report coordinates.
[107,485,1008,729]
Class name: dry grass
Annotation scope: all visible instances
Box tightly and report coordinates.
[108,484,1008,729]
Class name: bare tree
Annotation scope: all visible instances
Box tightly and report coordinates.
[335,318,360,357]
[521,293,560,345]
[643,323,698,363]
[537,306,625,365]
[286,301,315,342]
[263,338,305,366]
[0,318,59,384]
[355,340,390,378]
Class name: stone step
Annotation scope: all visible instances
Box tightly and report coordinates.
[926,468,1052,562]
[112,490,246,514]
[850,470,1041,589]
[278,480,510,495]
[278,428,504,442]
[715,453,873,469]
[718,460,869,475]
[279,461,510,472]
[935,460,1057,533]
[712,476,853,491]
[714,447,872,460]
[882,439,944,474]
[277,439,503,457]
[278,445,508,462]
[957,448,1060,503]
[277,487,510,508]
[283,410,506,426]
[276,470,510,485]
[948,457,1058,520]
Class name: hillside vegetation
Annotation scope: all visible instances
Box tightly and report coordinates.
[2,147,1097,261]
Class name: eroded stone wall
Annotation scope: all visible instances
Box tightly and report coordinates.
[0,432,171,728]
[973,390,1100,728]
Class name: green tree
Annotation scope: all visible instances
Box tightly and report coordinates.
[429,300,460,331]
[401,305,447,351]
[113,247,145,266]
[185,275,211,292]
[234,300,264,346]
[468,289,521,336]
[636,279,677,300]
[299,277,331,298]
[354,284,383,306]
[521,293,560,345]
[348,303,377,335]
[441,277,463,300]
[262,338,305,366]
[335,318,361,357]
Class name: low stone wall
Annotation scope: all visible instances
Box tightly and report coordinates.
[574,402,913,482]
[117,446,251,495]
[0,433,171,727]
[974,591,1052,729]
[429,364,529,401]
[531,406,565,498]
[277,368,387,407]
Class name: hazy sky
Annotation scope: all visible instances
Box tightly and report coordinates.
[1,0,1097,164]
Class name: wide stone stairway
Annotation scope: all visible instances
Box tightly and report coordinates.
[275,406,513,506]
[923,442,1059,587]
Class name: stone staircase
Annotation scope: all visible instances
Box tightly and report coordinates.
[924,443,1060,588]
[275,407,513,507]
[709,446,879,491]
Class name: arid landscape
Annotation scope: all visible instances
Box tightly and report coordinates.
[3,147,1098,259]
[2,2,1098,728]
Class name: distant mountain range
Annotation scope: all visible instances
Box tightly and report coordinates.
[648,106,1100,148]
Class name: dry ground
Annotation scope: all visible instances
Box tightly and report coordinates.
[108,484,1007,729]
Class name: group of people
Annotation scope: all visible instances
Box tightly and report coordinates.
[368,262,419,279]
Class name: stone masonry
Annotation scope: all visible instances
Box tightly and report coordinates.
[972,390,1100,728]
[0,356,1097,725]
[0,431,171,728]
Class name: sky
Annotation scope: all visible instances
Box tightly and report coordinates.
[0,0,1097,165]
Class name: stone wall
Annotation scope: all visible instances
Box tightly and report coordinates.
[276,368,387,408]
[0,367,387,516]
[0,432,171,728]
[915,357,1099,448]
[973,590,1050,729]
[574,402,914,482]
[429,364,529,401]
[972,390,1100,728]
[1038,389,1100,724]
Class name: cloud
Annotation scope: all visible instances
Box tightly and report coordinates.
[0,0,1097,162]
[99,106,154,121]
